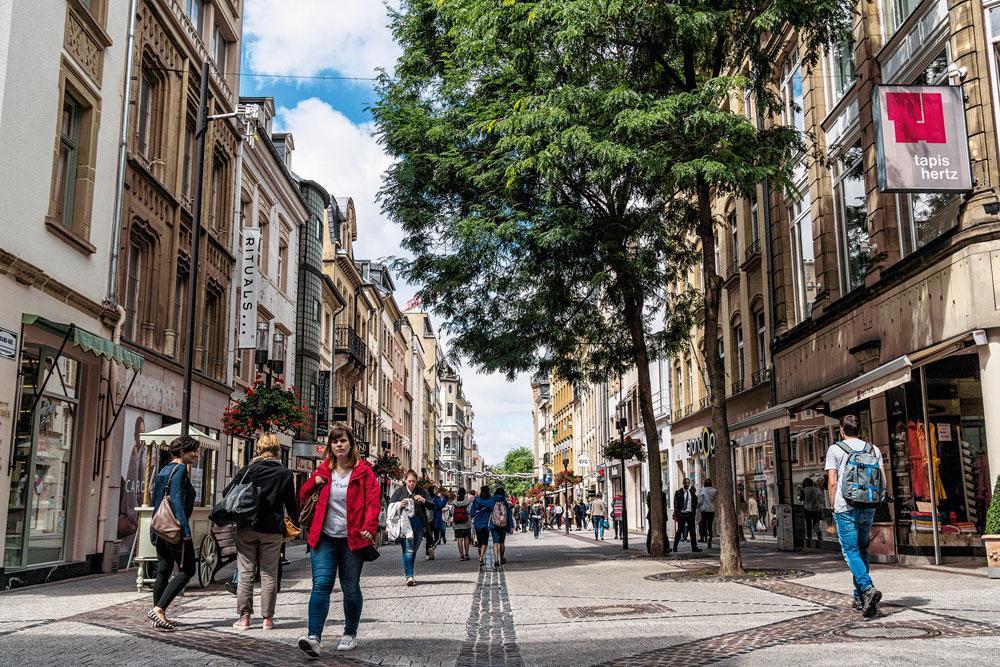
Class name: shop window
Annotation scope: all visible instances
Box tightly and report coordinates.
[5,348,80,567]
[787,190,815,323]
[885,355,989,554]
[895,49,958,255]
[832,140,869,293]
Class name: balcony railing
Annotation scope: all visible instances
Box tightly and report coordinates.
[699,395,712,410]
[726,257,739,280]
[752,366,771,386]
[683,403,694,418]
[731,378,745,394]
[335,326,367,367]
[745,239,761,261]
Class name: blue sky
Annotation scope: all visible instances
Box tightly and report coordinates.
[238,1,532,465]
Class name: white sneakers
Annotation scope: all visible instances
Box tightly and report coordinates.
[298,634,357,658]
[406,576,416,586]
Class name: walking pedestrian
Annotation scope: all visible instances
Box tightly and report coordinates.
[230,433,299,631]
[698,479,717,548]
[472,485,494,565]
[489,486,514,567]
[146,435,199,631]
[432,487,450,549]
[553,503,564,529]
[800,477,824,548]
[451,487,474,560]
[297,426,379,657]
[575,501,586,531]
[825,414,887,618]
[672,478,701,553]
[530,501,543,538]
[424,485,438,560]
[389,470,434,585]
[590,494,607,540]
[747,494,759,539]
[519,503,530,532]
[611,494,623,539]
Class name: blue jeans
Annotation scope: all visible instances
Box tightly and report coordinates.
[531,518,541,538]
[833,507,876,601]
[593,517,605,540]
[308,535,364,640]
[400,518,424,578]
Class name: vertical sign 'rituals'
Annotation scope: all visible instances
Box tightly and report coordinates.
[238,229,261,348]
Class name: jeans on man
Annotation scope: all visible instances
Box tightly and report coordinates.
[833,507,876,602]
[673,512,698,552]
[308,535,364,640]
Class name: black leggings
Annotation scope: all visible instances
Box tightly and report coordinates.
[154,539,196,611]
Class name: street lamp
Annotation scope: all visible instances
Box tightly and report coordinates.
[563,456,571,535]
[252,320,285,387]
[616,403,630,550]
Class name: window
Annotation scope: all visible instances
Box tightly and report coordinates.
[259,211,270,270]
[185,0,202,33]
[123,239,143,340]
[54,94,83,229]
[136,68,158,159]
[728,211,739,266]
[447,402,454,417]
[717,335,725,370]
[832,141,869,292]
[313,298,321,323]
[212,26,228,71]
[734,324,745,386]
[209,156,228,233]
[883,0,923,39]
[781,56,806,184]
[686,358,694,405]
[788,190,815,323]
[755,310,767,372]
[895,49,957,255]
[182,119,195,201]
[749,193,760,244]
[674,365,683,411]
[828,40,855,105]
[278,239,288,291]
[174,271,188,358]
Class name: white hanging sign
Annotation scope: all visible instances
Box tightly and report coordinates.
[237,229,261,348]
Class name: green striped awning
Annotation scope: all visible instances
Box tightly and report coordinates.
[22,314,144,371]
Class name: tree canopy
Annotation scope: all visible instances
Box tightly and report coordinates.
[494,446,535,498]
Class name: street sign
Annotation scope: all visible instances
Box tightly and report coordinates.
[0,327,16,359]
[577,455,590,468]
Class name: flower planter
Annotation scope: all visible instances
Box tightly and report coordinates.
[984,535,1000,579]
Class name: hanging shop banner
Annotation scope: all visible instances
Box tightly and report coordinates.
[237,229,262,348]
[316,370,331,438]
[873,85,972,193]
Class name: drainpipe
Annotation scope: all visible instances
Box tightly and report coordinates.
[106,0,139,304]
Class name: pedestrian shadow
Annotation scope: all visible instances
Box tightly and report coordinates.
[884,596,931,609]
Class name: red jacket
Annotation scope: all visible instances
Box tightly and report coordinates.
[299,458,380,551]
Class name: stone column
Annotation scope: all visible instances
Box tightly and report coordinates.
[977,328,1000,484]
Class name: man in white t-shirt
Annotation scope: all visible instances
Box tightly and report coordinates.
[824,414,887,618]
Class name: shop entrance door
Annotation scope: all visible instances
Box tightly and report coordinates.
[4,346,79,568]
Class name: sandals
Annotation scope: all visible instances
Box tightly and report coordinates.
[147,609,176,631]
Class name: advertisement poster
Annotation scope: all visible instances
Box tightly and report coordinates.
[118,408,161,558]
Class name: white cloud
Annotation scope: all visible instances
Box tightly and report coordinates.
[277,98,532,465]
[243,0,402,78]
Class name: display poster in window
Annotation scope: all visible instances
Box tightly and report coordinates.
[237,229,262,348]
[937,422,952,442]
[873,85,972,193]
[119,408,161,558]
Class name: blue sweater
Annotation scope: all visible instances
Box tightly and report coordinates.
[150,462,194,544]
[472,495,513,530]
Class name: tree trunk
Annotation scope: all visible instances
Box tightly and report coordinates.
[696,177,744,576]
[621,283,668,557]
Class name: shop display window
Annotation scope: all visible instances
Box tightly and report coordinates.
[886,354,989,553]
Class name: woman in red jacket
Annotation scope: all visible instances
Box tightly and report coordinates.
[296,426,379,659]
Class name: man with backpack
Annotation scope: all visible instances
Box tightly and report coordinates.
[488,486,514,568]
[824,414,888,618]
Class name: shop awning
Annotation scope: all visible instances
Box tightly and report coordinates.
[821,356,911,412]
[140,423,220,452]
[729,386,830,444]
[22,314,144,371]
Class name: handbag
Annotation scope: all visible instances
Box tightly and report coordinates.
[283,516,302,540]
[299,486,321,530]
[602,518,610,529]
[150,464,184,544]
[356,534,380,562]
[209,463,260,527]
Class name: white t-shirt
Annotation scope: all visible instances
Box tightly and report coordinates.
[824,438,884,514]
[322,469,352,538]
[698,486,717,512]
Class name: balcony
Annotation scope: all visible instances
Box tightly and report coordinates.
[744,239,761,262]
[682,402,693,418]
[752,366,771,387]
[724,257,740,288]
[699,395,712,410]
[335,326,367,367]
[731,378,745,395]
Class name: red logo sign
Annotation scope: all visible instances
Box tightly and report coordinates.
[885,92,947,144]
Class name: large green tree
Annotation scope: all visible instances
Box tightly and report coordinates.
[375,0,849,570]
[494,446,535,498]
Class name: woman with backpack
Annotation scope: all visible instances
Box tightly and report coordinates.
[229,433,299,631]
[297,426,380,658]
[146,435,200,631]
[451,487,474,560]
[471,485,494,566]
[488,486,514,568]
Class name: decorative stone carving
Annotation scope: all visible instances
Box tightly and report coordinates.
[65,9,104,84]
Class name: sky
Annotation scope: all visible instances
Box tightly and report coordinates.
[240,0,532,465]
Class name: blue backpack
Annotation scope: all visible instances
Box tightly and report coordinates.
[836,441,884,507]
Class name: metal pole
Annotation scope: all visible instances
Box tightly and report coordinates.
[919,366,941,565]
[181,62,211,438]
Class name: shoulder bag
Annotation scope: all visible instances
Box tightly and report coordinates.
[151,464,184,544]
[209,462,260,527]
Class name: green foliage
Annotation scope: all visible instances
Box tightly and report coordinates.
[604,436,648,463]
[986,476,1000,535]
[495,446,535,497]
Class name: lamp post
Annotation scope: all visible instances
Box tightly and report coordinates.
[562,457,571,534]
[253,321,286,387]
[616,404,629,550]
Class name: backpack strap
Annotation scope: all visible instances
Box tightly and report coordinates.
[834,440,854,455]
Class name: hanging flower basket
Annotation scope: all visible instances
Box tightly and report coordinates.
[604,436,647,462]
[222,376,309,438]
[372,453,404,481]
[553,469,582,487]
[527,483,553,500]
[417,475,435,489]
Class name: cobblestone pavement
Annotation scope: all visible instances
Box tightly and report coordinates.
[2,528,999,665]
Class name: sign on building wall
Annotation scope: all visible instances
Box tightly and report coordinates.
[873,85,972,193]
[316,370,331,438]
[0,327,17,359]
[237,229,262,348]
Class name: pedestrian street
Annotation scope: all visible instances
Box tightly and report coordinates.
[2,528,998,666]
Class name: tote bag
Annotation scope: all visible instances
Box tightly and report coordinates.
[209,463,260,527]
[150,464,184,544]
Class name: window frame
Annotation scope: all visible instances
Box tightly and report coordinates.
[55,93,83,230]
